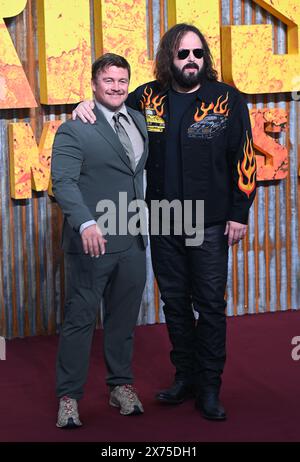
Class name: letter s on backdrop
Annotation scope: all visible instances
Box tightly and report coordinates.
[291,336,300,361]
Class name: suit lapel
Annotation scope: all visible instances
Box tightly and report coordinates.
[127,106,148,172]
[92,105,148,173]
[92,106,132,170]
[127,106,147,139]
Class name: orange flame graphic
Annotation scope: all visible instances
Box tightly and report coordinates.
[152,94,166,117]
[194,102,214,122]
[213,92,229,115]
[140,86,166,117]
[141,86,153,109]
[237,132,256,198]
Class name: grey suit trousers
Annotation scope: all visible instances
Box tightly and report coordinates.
[56,236,146,400]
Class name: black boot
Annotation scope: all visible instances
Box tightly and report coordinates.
[195,390,226,420]
[156,380,195,404]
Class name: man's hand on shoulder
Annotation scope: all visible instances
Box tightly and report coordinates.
[72,100,96,124]
[224,221,247,246]
[81,224,107,257]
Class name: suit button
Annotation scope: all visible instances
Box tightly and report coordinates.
[156,188,161,193]
[155,163,159,168]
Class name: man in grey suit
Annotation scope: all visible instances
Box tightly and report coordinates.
[51,53,148,429]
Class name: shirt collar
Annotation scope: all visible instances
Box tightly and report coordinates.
[94,100,129,124]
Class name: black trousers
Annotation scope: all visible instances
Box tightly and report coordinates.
[56,237,146,400]
[150,223,228,392]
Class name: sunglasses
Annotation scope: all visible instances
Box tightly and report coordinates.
[177,48,204,60]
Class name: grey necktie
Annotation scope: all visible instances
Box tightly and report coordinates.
[113,113,136,170]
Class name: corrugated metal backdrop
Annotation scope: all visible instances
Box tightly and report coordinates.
[0,0,299,338]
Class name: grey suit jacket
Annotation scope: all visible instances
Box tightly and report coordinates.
[51,105,148,254]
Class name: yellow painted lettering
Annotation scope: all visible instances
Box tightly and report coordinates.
[93,0,153,91]
[222,0,300,93]
[8,121,62,199]
[0,0,37,108]
[37,0,92,104]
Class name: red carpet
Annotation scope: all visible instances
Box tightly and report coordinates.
[0,310,299,442]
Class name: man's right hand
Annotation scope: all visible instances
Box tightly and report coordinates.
[72,100,96,124]
[81,224,107,257]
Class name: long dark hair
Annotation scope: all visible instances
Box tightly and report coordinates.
[154,23,218,89]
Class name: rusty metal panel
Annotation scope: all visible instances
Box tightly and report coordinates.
[223,0,300,316]
[0,1,66,338]
[0,0,299,338]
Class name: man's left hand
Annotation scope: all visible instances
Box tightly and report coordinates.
[224,221,247,246]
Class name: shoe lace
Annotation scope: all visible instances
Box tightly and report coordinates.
[62,396,76,415]
[122,384,138,402]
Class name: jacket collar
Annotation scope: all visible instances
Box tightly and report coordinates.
[92,105,147,173]
[92,105,132,170]
[152,78,215,104]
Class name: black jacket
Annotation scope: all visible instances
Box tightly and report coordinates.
[127,79,256,225]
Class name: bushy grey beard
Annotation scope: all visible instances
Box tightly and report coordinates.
[171,62,206,89]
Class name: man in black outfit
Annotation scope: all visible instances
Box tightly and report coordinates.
[73,24,256,421]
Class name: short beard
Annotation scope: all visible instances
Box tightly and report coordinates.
[171,62,206,89]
